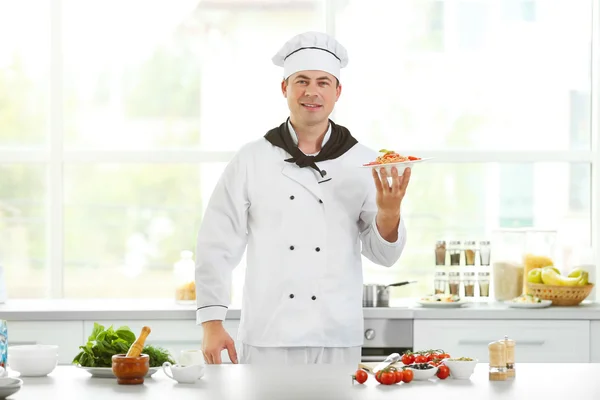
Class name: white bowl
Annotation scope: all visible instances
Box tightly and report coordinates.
[8,344,58,357]
[406,364,438,380]
[8,353,58,377]
[442,358,478,379]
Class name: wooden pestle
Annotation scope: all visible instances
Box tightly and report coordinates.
[126,326,151,358]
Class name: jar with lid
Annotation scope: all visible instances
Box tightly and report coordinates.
[479,240,491,266]
[503,335,516,378]
[488,341,507,381]
[492,261,524,301]
[448,241,461,266]
[464,241,476,266]
[448,272,460,295]
[434,271,447,294]
[435,241,447,266]
[478,272,490,297]
[463,272,475,297]
[174,250,196,304]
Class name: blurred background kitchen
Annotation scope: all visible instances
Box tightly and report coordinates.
[0,0,598,306]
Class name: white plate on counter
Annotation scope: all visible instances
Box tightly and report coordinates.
[76,365,160,378]
[416,300,467,308]
[505,300,552,309]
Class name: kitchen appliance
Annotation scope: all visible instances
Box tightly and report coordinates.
[361,318,413,363]
[362,281,416,307]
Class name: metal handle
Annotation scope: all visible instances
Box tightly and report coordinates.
[364,329,376,340]
[386,281,417,288]
[458,339,546,346]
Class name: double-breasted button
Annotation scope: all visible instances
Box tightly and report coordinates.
[311,296,317,300]
[290,195,295,200]
[315,247,321,252]
[290,245,295,250]
[289,294,295,299]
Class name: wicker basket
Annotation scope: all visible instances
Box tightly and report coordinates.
[526,283,594,306]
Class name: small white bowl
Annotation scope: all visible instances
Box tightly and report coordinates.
[442,358,478,379]
[8,348,58,377]
[406,364,438,381]
[8,344,58,357]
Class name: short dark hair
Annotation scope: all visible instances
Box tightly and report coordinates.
[285,76,340,88]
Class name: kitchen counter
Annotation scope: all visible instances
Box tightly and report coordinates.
[2,298,600,321]
[4,363,600,400]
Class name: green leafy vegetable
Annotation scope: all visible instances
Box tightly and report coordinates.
[72,322,175,368]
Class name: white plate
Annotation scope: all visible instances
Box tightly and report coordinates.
[416,300,467,308]
[0,378,22,398]
[360,158,433,175]
[505,299,552,309]
[76,365,160,378]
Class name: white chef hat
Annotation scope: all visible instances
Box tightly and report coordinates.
[272,31,349,81]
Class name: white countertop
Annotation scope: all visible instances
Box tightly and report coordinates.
[1,298,600,321]
[3,363,600,400]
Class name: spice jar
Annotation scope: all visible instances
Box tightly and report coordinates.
[488,341,507,381]
[479,240,491,266]
[435,240,447,266]
[478,272,490,297]
[503,335,516,378]
[174,250,196,304]
[463,272,475,297]
[464,240,476,266]
[434,272,447,294]
[448,272,460,295]
[448,241,461,266]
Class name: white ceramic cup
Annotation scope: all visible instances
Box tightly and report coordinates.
[162,362,204,384]
[179,349,205,366]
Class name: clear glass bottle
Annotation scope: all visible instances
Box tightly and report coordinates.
[463,272,475,297]
[479,240,491,266]
[478,272,490,297]
[449,272,460,295]
[434,271,447,294]
[488,341,507,381]
[449,241,462,266]
[464,240,476,266]
[174,250,196,304]
[435,240,447,266]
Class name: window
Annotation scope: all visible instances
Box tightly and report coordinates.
[2,0,598,303]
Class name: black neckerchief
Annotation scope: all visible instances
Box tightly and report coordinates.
[264,118,358,178]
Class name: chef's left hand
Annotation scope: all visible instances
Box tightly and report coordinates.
[372,166,411,218]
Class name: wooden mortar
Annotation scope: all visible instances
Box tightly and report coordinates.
[112,326,152,385]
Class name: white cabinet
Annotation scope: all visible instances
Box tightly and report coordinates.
[592,322,600,363]
[6,321,84,365]
[83,320,241,364]
[414,320,590,363]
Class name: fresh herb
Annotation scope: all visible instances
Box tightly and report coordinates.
[72,322,174,368]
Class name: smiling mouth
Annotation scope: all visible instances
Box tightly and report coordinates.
[301,103,323,110]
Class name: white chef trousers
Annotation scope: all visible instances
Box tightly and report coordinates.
[240,343,361,369]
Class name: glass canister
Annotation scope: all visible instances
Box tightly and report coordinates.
[479,240,491,266]
[463,272,475,297]
[435,241,447,266]
[464,241,477,266]
[174,250,196,304]
[434,271,447,294]
[488,341,507,381]
[449,272,460,295]
[448,241,462,266]
[492,261,524,301]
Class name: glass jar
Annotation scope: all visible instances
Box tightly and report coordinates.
[464,241,476,266]
[448,272,460,295]
[463,272,475,297]
[492,261,524,301]
[434,272,447,294]
[479,240,491,266]
[174,250,196,304]
[478,272,490,297]
[435,240,447,266]
[448,241,461,266]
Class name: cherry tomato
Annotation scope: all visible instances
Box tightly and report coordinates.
[437,365,450,380]
[375,371,382,383]
[380,371,396,385]
[439,353,451,359]
[401,353,415,365]
[394,369,404,383]
[414,355,428,364]
[353,369,368,384]
[425,353,434,362]
[429,360,441,367]
[402,369,414,383]
[408,156,421,160]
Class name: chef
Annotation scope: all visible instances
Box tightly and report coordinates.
[195,31,411,367]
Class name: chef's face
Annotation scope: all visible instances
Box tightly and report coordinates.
[282,70,342,126]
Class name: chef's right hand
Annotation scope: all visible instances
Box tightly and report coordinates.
[201,320,238,364]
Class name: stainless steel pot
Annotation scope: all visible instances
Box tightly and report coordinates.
[362,281,416,307]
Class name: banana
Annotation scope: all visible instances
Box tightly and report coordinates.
[541,268,582,286]
[568,268,589,286]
